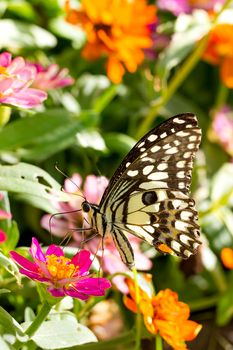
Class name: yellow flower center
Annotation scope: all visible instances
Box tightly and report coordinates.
[0,66,9,75]
[45,254,79,280]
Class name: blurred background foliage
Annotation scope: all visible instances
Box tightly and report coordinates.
[0,0,233,349]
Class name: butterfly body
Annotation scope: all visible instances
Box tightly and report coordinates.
[82,113,202,269]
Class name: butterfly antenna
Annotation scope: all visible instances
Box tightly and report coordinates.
[55,163,86,200]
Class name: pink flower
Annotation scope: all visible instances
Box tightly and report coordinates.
[211,106,233,156]
[157,0,224,15]
[10,237,111,299]
[27,62,74,91]
[0,52,47,109]
[41,173,153,292]
[0,192,12,244]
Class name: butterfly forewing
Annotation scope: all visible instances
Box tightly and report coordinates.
[97,113,202,266]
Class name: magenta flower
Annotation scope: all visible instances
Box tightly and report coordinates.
[157,0,224,15]
[10,238,111,299]
[27,62,74,91]
[211,106,233,157]
[0,192,12,244]
[0,52,47,109]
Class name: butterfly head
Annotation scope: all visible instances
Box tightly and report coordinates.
[82,201,91,213]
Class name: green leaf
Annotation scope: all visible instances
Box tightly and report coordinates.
[0,289,10,294]
[211,163,233,205]
[216,272,233,326]
[0,251,19,277]
[76,130,108,154]
[49,17,85,47]
[3,221,19,252]
[157,10,210,81]
[0,163,66,212]
[22,319,97,349]
[0,109,83,162]
[24,308,36,323]
[104,132,136,156]
[6,1,37,21]
[0,336,11,350]
[0,307,26,340]
[0,19,57,49]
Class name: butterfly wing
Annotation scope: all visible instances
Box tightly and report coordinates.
[99,113,202,265]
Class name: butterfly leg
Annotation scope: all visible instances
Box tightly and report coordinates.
[111,228,135,269]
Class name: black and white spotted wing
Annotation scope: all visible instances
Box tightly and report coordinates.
[85,113,202,268]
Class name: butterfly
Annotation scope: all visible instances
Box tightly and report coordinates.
[81,113,202,269]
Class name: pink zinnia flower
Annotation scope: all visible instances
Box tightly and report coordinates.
[10,237,111,299]
[41,173,153,292]
[0,192,12,244]
[211,106,233,157]
[27,62,74,91]
[157,0,224,15]
[0,52,47,109]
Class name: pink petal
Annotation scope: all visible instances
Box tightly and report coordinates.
[74,277,111,296]
[84,175,108,204]
[65,288,89,300]
[47,286,65,297]
[64,174,83,193]
[4,88,47,108]
[19,268,48,282]
[7,57,25,74]
[40,214,70,238]
[46,244,64,257]
[30,237,46,262]
[0,52,12,67]
[10,251,39,272]
[0,78,15,93]
[71,250,92,274]
[0,209,12,220]
[112,275,130,294]
[0,230,7,243]
[17,66,36,82]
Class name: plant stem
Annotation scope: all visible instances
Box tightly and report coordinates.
[25,302,52,338]
[137,0,232,138]
[214,83,229,110]
[0,106,11,127]
[155,334,163,350]
[137,35,209,138]
[132,267,141,350]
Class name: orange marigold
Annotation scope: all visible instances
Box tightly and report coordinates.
[203,24,233,88]
[221,247,233,269]
[124,278,202,350]
[65,0,157,84]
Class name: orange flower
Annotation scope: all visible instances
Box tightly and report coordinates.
[65,0,156,84]
[203,24,233,88]
[221,247,233,269]
[124,278,202,350]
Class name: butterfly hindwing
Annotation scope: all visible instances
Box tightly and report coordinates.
[97,113,202,265]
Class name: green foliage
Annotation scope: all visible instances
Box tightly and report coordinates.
[0,0,233,349]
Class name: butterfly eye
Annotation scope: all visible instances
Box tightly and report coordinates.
[82,201,91,213]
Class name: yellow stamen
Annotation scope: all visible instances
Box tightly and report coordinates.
[45,254,79,281]
[0,66,8,75]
